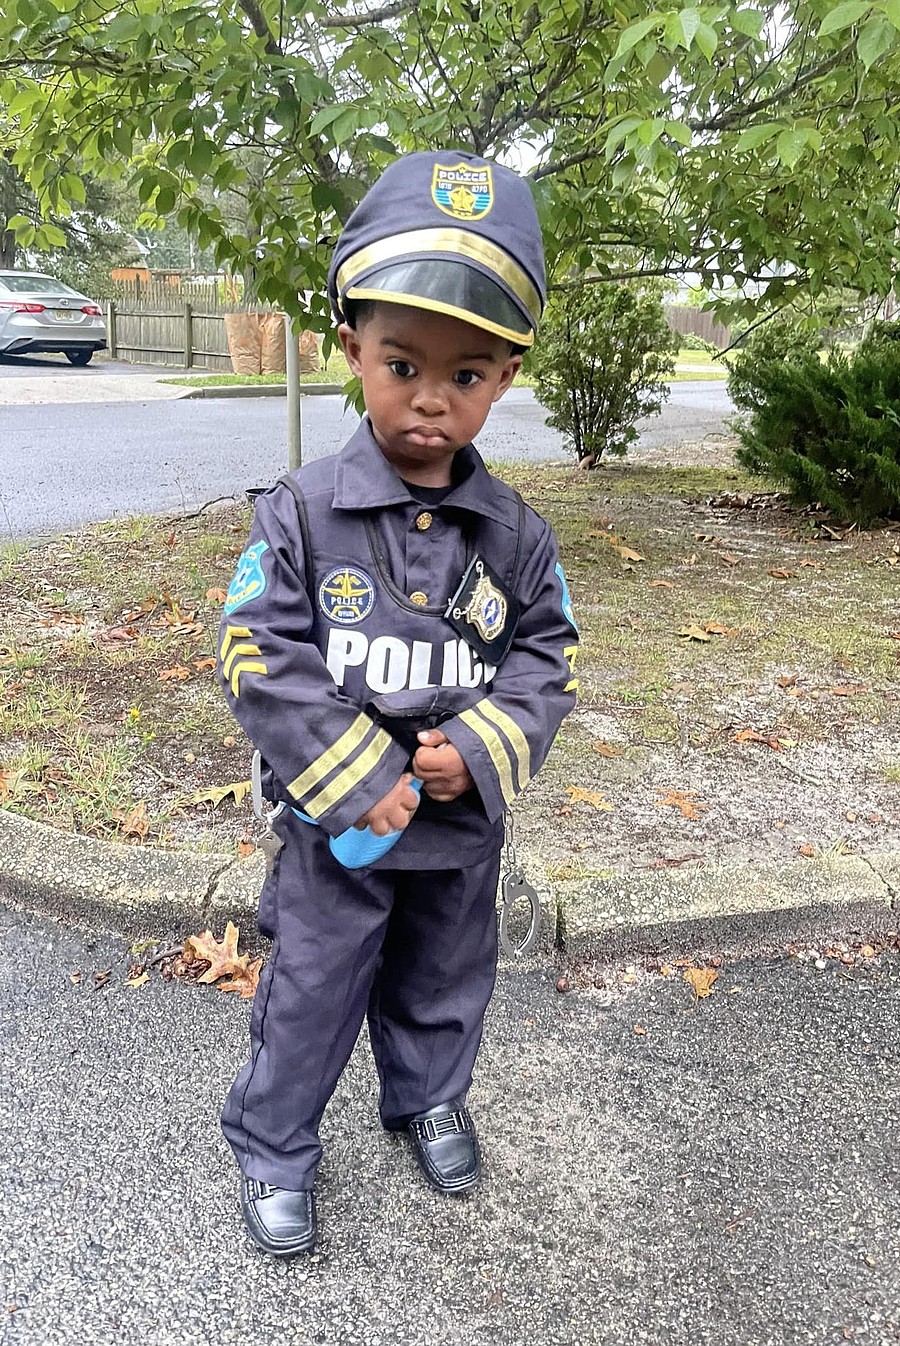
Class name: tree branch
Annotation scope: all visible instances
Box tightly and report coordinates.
[320,0,418,27]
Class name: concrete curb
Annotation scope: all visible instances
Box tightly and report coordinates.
[176,382,343,400]
[1,808,896,958]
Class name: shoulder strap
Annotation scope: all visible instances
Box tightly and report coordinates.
[508,489,527,588]
[275,474,315,597]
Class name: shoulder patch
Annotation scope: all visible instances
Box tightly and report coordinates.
[555,562,578,634]
[319,565,376,625]
[225,541,270,615]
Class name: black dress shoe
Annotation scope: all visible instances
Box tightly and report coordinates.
[240,1178,317,1256]
[408,1102,481,1194]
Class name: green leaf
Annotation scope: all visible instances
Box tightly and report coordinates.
[37,222,66,247]
[3,214,29,230]
[880,0,900,28]
[857,14,895,62]
[309,105,347,135]
[665,119,692,146]
[614,13,662,56]
[695,21,718,58]
[677,8,702,48]
[155,185,177,214]
[776,129,808,167]
[731,8,765,37]
[818,0,869,36]
[735,122,781,150]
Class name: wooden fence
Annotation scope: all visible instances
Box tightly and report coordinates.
[665,304,732,349]
[106,278,282,370]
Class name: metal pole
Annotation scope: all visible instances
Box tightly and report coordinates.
[183,302,193,368]
[285,313,302,471]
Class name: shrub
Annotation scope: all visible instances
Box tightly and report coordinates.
[733,340,900,523]
[678,332,719,354]
[727,313,822,415]
[531,281,677,466]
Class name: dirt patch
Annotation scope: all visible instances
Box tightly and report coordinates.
[2,444,899,874]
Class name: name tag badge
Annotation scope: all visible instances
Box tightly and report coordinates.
[445,555,520,668]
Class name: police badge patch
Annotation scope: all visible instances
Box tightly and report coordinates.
[432,163,493,221]
[446,556,519,667]
[319,565,376,625]
[225,540,270,614]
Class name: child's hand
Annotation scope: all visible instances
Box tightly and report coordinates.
[413,729,475,802]
[353,772,420,836]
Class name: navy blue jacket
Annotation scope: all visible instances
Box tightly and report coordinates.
[218,420,578,867]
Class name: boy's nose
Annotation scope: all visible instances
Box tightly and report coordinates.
[410,382,447,416]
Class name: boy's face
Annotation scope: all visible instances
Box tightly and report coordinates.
[338,302,522,487]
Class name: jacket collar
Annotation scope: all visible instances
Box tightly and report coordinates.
[332,418,514,528]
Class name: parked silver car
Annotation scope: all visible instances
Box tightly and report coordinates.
[0,271,107,365]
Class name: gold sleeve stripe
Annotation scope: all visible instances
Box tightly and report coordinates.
[303,728,393,820]
[459,706,515,806]
[230,660,268,698]
[220,624,252,660]
[564,644,579,693]
[286,713,372,803]
[222,642,262,679]
[473,699,531,790]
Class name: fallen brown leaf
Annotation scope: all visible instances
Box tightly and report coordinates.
[777,674,798,689]
[831,684,867,696]
[719,552,741,566]
[158,665,191,682]
[189,780,252,808]
[732,728,783,752]
[218,957,263,1000]
[116,801,149,841]
[238,840,256,858]
[768,568,796,579]
[656,789,709,821]
[649,579,675,589]
[184,921,247,984]
[683,967,719,998]
[591,741,624,758]
[798,843,816,857]
[565,785,614,811]
[678,623,711,642]
[192,657,217,672]
[703,621,739,637]
[633,1024,647,1036]
[618,545,644,563]
[206,587,228,603]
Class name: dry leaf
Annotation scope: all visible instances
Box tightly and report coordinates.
[719,552,741,566]
[184,921,246,984]
[768,568,796,580]
[732,728,783,752]
[797,558,822,569]
[649,579,675,589]
[192,657,217,672]
[126,971,149,989]
[683,967,719,998]
[703,621,738,636]
[618,545,644,563]
[678,623,711,642]
[206,587,228,604]
[238,840,256,858]
[633,1024,647,1036]
[189,780,252,808]
[218,957,263,1000]
[680,553,699,566]
[565,785,614,811]
[117,801,149,840]
[158,665,191,682]
[592,741,624,758]
[798,843,816,857]
[657,789,709,821]
[777,674,798,688]
[832,684,867,696]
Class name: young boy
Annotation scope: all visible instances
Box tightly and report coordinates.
[217,150,578,1256]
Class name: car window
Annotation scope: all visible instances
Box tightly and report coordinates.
[0,274,82,295]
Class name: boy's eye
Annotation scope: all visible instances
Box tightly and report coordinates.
[454,369,483,387]
[388,359,416,378]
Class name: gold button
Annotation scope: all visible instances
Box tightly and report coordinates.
[415,512,433,532]
[410,591,428,606]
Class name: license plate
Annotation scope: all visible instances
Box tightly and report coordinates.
[54,309,76,322]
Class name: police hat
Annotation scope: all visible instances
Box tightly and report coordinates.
[328,151,546,347]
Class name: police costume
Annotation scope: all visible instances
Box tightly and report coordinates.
[217,151,578,1252]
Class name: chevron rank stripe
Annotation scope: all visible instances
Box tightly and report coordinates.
[219,623,268,697]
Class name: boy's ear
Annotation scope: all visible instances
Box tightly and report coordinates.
[492,353,523,403]
[338,322,363,375]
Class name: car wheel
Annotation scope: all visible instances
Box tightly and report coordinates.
[65,349,93,366]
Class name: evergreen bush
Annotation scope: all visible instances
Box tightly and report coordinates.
[732,338,900,523]
[727,314,822,416]
[531,281,677,466]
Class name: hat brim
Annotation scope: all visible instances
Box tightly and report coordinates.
[343,258,534,347]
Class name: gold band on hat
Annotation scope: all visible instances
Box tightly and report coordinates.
[344,286,534,347]
[335,227,542,331]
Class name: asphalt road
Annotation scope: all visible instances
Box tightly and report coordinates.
[1,903,897,1346]
[0,384,734,538]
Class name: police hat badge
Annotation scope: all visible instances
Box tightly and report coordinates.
[445,555,520,668]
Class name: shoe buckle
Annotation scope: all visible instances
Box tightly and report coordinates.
[420,1110,468,1143]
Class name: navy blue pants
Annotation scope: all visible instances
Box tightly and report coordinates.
[221,811,501,1190]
